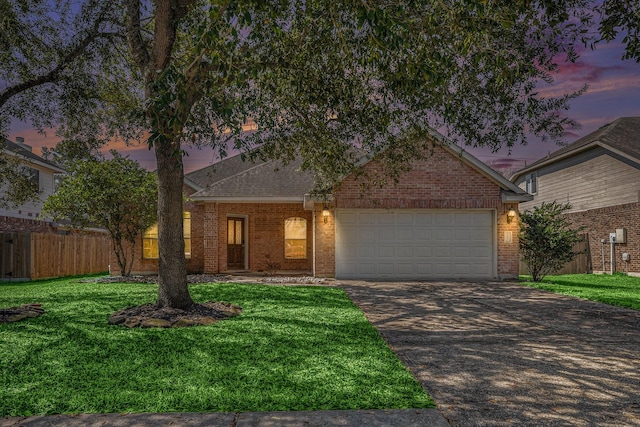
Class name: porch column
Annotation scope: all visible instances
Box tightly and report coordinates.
[203,202,219,273]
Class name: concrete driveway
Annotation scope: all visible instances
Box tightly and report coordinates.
[339,280,640,426]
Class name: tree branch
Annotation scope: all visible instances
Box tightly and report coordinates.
[0,9,112,109]
[125,0,151,73]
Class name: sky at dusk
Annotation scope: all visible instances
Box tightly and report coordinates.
[8,35,640,176]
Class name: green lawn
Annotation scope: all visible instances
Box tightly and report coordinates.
[520,273,640,310]
[0,277,433,416]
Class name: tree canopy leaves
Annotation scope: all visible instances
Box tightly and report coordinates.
[4,0,635,307]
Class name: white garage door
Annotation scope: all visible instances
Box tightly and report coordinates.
[335,209,495,280]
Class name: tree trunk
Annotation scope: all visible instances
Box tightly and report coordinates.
[155,139,194,309]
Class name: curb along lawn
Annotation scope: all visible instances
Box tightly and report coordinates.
[520,273,640,310]
[0,277,433,416]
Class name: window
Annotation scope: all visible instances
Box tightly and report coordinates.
[525,172,537,194]
[284,217,307,259]
[143,212,192,259]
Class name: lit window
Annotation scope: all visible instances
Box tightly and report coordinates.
[143,212,192,259]
[284,217,306,259]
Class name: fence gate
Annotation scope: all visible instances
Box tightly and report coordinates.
[1,232,31,280]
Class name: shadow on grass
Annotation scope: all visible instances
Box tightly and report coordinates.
[521,274,640,310]
[0,280,433,416]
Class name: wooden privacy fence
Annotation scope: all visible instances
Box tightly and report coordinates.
[520,234,591,276]
[1,232,110,280]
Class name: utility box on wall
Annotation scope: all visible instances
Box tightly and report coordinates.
[616,228,627,244]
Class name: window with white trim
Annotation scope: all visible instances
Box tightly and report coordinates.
[284,217,306,259]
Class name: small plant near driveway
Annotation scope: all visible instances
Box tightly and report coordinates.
[519,201,584,282]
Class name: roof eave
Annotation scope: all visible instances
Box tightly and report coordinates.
[2,150,66,173]
[427,129,531,195]
[183,176,203,192]
[190,196,306,203]
[501,190,534,203]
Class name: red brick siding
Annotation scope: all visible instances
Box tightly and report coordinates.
[204,202,313,274]
[314,205,335,277]
[315,144,521,278]
[565,202,640,275]
[0,216,57,233]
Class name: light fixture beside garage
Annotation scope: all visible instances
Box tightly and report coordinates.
[507,208,517,224]
[322,204,330,223]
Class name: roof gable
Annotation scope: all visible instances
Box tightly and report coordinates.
[188,130,531,202]
[511,117,640,181]
[2,138,65,173]
[188,153,315,200]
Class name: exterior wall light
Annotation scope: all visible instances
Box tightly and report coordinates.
[507,209,516,224]
[322,205,330,224]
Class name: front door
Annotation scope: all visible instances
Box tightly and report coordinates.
[227,217,245,269]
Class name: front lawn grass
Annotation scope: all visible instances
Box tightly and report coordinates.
[520,273,640,310]
[0,277,433,416]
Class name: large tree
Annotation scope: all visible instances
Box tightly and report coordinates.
[115,0,596,309]
[6,0,631,310]
[41,153,157,276]
[598,0,640,61]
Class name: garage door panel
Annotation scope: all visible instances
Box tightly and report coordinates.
[378,229,395,241]
[377,246,395,258]
[335,209,495,280]
[396,229,414,240]
[397,246,414,257]
[397,213,415,225]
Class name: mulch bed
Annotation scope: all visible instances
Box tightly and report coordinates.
[108,301,242,328]
[0,304,45,324]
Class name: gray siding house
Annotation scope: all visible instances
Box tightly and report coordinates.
[511,117,640,276]
[1,137,65,233]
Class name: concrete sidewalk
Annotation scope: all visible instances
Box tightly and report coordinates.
[1,409,448,426]
[340,280,640,426]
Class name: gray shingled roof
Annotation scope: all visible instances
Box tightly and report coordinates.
[187,137,530,202]
[511,117,640,180]
[188,153,315,200]
[2,138,65,172]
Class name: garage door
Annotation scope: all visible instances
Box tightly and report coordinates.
[335,209,495,280]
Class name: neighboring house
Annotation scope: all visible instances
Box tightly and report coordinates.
[125,130,531,280]
[0,137,66,233]
[511,117,640,276]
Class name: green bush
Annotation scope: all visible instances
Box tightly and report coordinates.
[519,201,583,282]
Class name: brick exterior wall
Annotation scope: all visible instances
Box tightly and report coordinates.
[0,216,57,233]
[565,202,640,275]
[127,144,522,279]
[314,205,336,277]
[315,144,521,279]
[203,202,313,274]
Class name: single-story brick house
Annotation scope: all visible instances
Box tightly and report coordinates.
[125,133,531,280]
[511,117,640,276]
